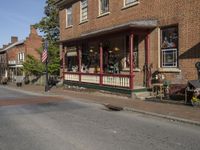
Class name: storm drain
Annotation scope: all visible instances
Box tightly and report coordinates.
[103,104,123,111]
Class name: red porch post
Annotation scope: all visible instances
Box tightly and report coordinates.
[145,33,151,87]
[78,46,82,82]
[129,33,134,90]
[100,43,103,85]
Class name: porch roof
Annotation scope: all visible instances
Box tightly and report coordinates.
[60,19,158,43]
[81,20,158,37]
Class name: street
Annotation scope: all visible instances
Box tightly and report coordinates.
[0,86,200,150]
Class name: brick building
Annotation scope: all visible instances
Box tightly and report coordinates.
[1,26,42,81]
[56,0,200,94]
[0,48,7,79]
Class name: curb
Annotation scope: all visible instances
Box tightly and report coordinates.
[124,107,200,126]
[1,85,45,97]
[1,85,200,126]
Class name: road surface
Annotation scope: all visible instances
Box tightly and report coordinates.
[0,86,200,150]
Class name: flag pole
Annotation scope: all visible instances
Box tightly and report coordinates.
[44,40,49,92]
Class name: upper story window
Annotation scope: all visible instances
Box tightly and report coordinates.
[161,26,178,68]
[80,0,88,22]
[18,52,25,63]
[124,0,139,7]
[66,6,73,27]
[99,0,109,15]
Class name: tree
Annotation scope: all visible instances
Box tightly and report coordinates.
[23,0,60,76]
[34,0,59,42]
[23,55,44,76]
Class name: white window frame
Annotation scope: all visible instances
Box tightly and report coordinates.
[160,26,178,68]
[66,6,73,27]
[123,0,139,8]
[18,52,25,63]
[80,0,88,22]
[161,48,177,68]
[99,0,109,15]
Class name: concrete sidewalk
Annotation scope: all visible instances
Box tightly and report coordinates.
[2,83,200,125]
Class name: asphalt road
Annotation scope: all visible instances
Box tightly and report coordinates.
[0,86,200,150]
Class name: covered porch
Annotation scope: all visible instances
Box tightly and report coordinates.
[61,20,157,94]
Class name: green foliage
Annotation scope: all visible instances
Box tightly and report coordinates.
[34,0,60,75]
[23,55,44,76]
[34,0,59,42]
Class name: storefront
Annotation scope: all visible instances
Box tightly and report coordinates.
[61,21,157,93]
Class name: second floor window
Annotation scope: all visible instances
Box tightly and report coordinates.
[81,0,88,22]
[18,52,25,63]
[124,0,138,6]
[99,0,109,15]
[66,6,73,27]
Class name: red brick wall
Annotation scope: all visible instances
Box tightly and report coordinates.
[59,0,200,85]
[7,28,42,63]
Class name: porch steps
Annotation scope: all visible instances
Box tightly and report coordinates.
[134,91,152,100]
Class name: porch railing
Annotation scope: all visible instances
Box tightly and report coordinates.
[103,74,130,88]
[81,73,100,84]
[64,72,130,88]
[65,73,79,81]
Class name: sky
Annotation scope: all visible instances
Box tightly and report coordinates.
[0,0,46,47]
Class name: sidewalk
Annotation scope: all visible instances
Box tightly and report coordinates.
[3,83,200,125]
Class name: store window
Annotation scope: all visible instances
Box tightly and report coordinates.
[66,47,78,72]
[161,26,178,67]
[66,6,73,27]
[80,0,88,22]
[124,0,138,6]
[99,0,109,15]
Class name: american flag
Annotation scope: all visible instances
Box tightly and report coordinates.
[42,48,48,63]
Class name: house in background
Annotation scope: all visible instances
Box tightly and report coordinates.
[0,26,42,81]
[0,47,8,80]
[56,0,200,95]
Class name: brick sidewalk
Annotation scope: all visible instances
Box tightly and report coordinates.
[3,83,200,123]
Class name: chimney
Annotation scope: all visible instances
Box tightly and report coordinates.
[3,45,7,49]
[11,36,18,43]
[30,25,38,35]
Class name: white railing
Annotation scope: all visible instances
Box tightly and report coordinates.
[65,73,79,81]
[64,72,130,88]
[81,74,100,84]
[103,75,130,87]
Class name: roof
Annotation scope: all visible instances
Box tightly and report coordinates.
[0,40,24,52]
[81,19,158,37]
[54,0,75,9]
[60,19,158,43]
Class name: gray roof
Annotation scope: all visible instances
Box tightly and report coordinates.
[0,40,24,52]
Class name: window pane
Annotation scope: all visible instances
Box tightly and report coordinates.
[67,6,72,26]
[100,0,109,14]
[81,0,88,21]
[162,49,177,67]
[161,27,178,49]
[125,0,137,5]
